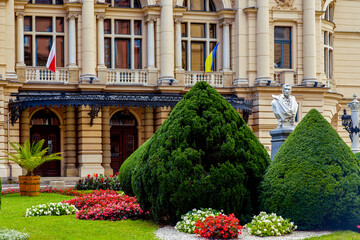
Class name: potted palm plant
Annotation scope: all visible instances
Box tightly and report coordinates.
[3,139,62,196]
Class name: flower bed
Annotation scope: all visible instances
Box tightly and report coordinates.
[26,203,78,217]
[40,188,85,196]
[1,188,19,195]
[175,208,223,234]
[245,212,297,236]
[0,227,29,240]
[63,190,148,221]
[194,213,242,239]
[76,173,121,191]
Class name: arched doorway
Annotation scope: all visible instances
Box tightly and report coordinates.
[110,110,138,175]
[30,108,61,177]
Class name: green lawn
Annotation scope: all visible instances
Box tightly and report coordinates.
[0,193,159,240]
[305,231,360,240]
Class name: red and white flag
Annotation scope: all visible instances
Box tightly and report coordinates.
[46,42,56,73]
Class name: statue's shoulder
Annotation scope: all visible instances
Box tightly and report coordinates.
[272,94,281,100]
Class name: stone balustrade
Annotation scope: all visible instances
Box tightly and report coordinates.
[184,71,224,88]
[26,67,69,83]
[107,69,149,85]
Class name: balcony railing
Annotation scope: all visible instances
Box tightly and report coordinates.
[184,72,224,87]
[26,67,69,83]
[107,69,148,85]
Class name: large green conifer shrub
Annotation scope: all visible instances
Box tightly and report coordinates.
[118,139,150,196]
[132,81,270,224]
[261,109,360,230]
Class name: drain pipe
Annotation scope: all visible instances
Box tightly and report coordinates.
[7,112,12,181]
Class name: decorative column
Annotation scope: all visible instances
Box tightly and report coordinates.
[80,0,97,83]
[67,13,79,84]
[102,106,112,176]
[64,106,77,176]
[5,0,17,80]
[174,17,182,70]
[233,0,248,86]
[15,11,26,82]
[146,16,156,69]
[97,14,107,84]
[348,94,360,153]
[68,14,77,67]
[221,20,231,72]
[302,0,317,85]
[16,12,25,66]
[158,0,175,85]
[254,0,272,85]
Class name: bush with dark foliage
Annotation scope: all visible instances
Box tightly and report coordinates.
[118,139,151,196]
[132,81,270,224]
[261,109,360,230]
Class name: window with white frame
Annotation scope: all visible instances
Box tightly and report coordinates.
[24,16,65,67]
[183,0,216,12]
[324,31,333,79]
[104,19,142,69]
[105,0,141,8]
[181,22,217,71]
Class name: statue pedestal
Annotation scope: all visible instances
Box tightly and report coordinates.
[270,127,294,160]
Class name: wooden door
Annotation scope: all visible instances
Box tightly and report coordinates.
[31,126,61,177]
[110,127,138,175]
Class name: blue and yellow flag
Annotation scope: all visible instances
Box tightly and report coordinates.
[205,42,220,72]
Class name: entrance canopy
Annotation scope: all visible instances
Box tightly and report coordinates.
[9,91,253,125]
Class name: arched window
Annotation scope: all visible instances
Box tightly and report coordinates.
[106,0,141,8]
[31,109,59,126]
[184,0,216,12]
[110,110,137,126]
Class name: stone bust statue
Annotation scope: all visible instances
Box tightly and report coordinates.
[271,84,298,128]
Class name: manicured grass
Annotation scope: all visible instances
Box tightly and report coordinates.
[0,193,159,240]
[305,231,360,239]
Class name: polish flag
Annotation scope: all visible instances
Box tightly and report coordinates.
[46,42,56,73]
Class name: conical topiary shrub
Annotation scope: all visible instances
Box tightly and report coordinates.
[132,81,270,224]
[118,139,151,196]
[261,109,360,230]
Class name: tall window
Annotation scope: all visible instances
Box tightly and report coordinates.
[324,4,334,21]
[181,23,217,71]
[104,19,142,69]
[105,0,141,8]
[274,26,292,69]
[324,31,333,79]
[183,0,216,12]
[24,16,65,67]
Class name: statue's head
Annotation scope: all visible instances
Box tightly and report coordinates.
[282,84,292,98]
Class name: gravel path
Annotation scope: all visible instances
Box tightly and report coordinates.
[155,226,332,240]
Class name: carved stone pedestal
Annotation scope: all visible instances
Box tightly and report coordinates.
[270,127,294,160]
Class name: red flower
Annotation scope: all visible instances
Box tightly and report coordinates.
[87,174,91,178]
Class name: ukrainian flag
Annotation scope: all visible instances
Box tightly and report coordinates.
[205,42,220,72]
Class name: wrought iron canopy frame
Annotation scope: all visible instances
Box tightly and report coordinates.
[9,91,253,125]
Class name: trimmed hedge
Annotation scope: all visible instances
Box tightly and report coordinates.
[261,109,360,230]
[132,81,270,224]
[118,139,151,196]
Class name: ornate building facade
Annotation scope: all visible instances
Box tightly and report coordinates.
[0,0,357,178]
